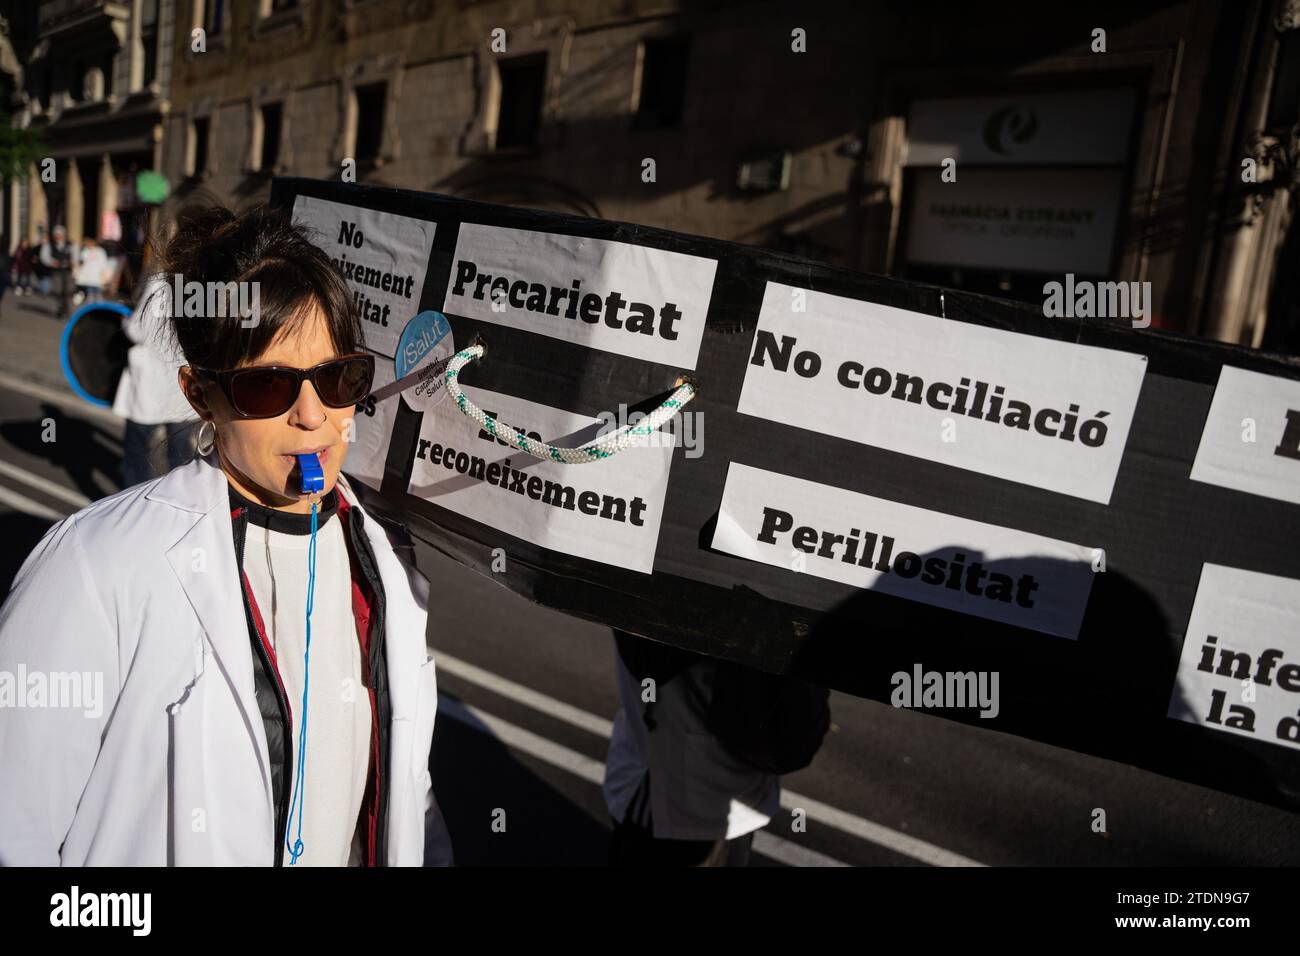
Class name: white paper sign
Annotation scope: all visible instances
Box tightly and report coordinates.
[443,223,717,370]
[1190,366,1300,506]
[407,385,674,573]
[341,354,397,492]
[738,283,1148,503]
[1168,564,1300,752]
[711,462,1097,639]
[292,195,435,359]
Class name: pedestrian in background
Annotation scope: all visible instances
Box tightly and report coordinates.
[112,273,198,486]
[0,241,10,316]
[74,236,109,305]
[604,629,830,866]
[39,225,75,318]
[32,225,48,293]
[12,239,35,297]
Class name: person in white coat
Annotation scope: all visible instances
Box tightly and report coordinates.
[0,204,450,866]
[73,237,110,304]
[112,273,198,486]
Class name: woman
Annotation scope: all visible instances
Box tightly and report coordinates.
[0,205,449,866]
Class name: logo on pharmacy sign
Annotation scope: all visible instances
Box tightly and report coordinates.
[982,105,1039,156]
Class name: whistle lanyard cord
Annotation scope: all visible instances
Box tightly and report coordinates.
[285,497,318,865]
[444,344,697,464]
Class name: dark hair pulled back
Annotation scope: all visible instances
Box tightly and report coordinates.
[152,202,363,370]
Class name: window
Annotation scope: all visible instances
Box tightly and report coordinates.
[71,61,87,103]
[1266,30,1300,133]
[101,52,114,98]
[141,0,159,87]
[634,36,689,129]
[259,103,282,172]
[202,0,224,36]
[37,66,52,111]
[495,54,546,149]
[254,0,301,32]
[354,82,386,163]
[142,35,158,87]
[70,60,108,103]
[192,117,210,177]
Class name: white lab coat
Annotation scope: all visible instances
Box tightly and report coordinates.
[111,275,195,425]
[0,452,445,866]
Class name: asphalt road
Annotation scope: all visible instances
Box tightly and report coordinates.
[0,370,1295,866]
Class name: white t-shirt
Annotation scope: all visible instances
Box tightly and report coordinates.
[243,508,374,866]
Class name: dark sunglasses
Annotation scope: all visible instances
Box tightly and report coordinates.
[192,353,375,419]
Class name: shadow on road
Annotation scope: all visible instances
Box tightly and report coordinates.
[0,402,123,502]
[797,549,1294,846]
[0,511,57,596]
[430,692,612,865]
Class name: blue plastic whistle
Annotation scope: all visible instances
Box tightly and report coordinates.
[297,453,324,495]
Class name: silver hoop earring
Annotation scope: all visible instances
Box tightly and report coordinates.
[196,419,217,456]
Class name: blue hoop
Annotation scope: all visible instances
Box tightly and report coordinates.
[59,300,132,408]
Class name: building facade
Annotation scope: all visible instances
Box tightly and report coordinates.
[2,0,177,284]
[7,0,1299,348]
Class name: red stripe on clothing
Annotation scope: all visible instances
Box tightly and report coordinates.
[338,498,384,867]
[241,569,293,726]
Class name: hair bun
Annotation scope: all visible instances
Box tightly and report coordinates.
[148,201,363,369]
[160,203,243,284]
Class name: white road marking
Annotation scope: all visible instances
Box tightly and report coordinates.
[440,695,608,783]
[435,649,985,867]
[0,458,91,508]
[778,790,983,867]
[438,695,847,867]
[437,652,614,737]
[0,370,123,427]
[751,831,847,868]
[0,482,67,522]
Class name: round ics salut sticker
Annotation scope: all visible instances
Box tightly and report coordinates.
[396,310,455,413]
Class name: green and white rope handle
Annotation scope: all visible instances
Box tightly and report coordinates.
[443,343,697,464]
